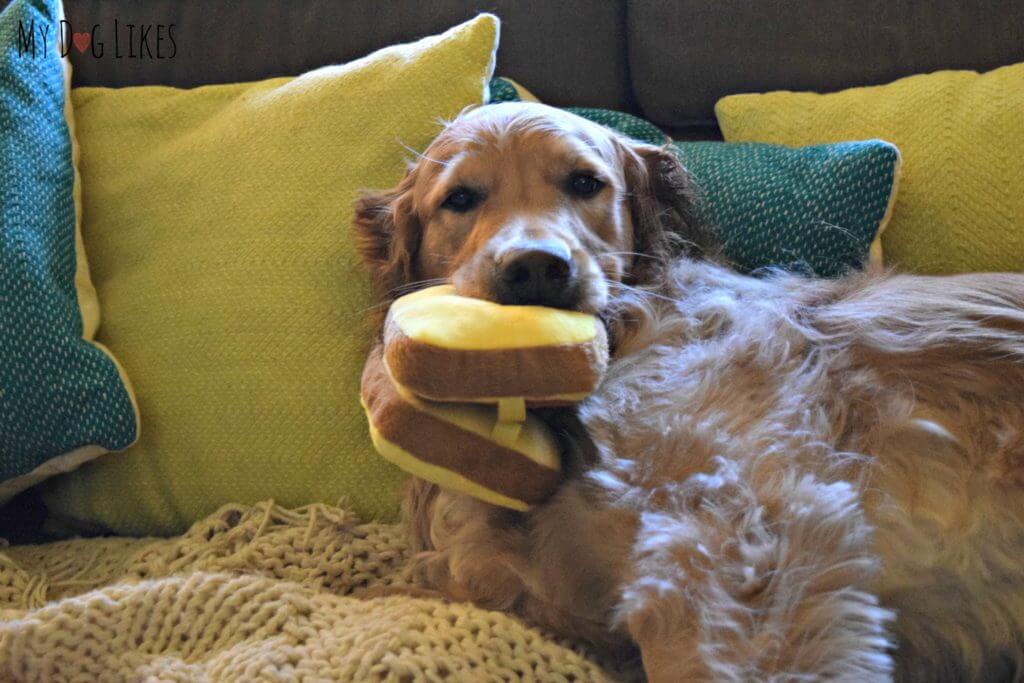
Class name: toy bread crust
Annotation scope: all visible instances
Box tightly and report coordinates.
[361,346,562,510]
[383,285,608,405]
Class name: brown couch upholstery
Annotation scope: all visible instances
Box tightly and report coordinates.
[62,0,1024,139]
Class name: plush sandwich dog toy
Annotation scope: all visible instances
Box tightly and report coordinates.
[361,285,608,511]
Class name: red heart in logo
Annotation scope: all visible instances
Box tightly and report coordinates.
[72,32,91,54]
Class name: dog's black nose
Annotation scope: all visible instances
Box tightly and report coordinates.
[496,244,578,308]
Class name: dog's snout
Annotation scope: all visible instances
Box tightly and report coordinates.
[495,243,578,308]
[504,247,571,287]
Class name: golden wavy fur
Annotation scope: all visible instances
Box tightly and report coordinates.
[354,102,1024,682]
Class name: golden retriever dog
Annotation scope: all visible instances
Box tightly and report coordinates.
[354,102,1024,682]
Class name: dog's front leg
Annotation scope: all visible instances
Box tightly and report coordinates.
[619,458,894,682]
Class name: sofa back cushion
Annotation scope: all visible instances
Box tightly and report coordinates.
[630,0,1024,130]
[63,0,632,112]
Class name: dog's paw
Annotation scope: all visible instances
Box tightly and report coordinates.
[408,550,455,593]
[408,549,526,611]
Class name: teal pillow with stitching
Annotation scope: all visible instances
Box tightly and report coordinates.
[488,77,900,277]
[0,0,138,502]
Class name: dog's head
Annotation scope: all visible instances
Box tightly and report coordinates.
[354,102,714,315]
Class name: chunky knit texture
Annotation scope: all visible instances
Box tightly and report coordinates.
[716,63,1024,274]
[41,15,500,536]
[0,501,622,682]
[0,0,137,502]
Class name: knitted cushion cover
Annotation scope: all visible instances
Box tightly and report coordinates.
[715,63,1024,275]
[41,15,500,536]
[0,501,626,681]
[490,77,900,277]
[0,0,137,503]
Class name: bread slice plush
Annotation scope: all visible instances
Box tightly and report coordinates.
[361,285,609,510]
[361,346,562,510]
[383,285,607,408]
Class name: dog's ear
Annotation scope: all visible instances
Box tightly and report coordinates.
[353,174,422,299]
[621,141,717,283]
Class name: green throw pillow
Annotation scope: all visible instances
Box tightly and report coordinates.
[676,140,899,276]
[0,0,138,503]
[488,78,900,277]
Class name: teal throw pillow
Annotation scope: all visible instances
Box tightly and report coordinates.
[0,0,138,502]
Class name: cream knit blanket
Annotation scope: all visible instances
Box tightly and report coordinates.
[0,501,625,682]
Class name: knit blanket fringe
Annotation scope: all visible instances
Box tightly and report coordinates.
[0,500,620,681]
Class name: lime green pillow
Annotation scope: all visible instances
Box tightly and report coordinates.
[42,15,500,536]
[1,0,138,503]
[716,63,1024,274]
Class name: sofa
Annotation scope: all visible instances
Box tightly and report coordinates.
[1,1,1023,679]
[0,0,1010,538]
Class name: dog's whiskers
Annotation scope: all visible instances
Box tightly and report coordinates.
[398,140,448,168]
[384,278,450,298]
[604,251,660,260]
[610,281,685,305]
[358,279,450,315]
[359,300,394,314]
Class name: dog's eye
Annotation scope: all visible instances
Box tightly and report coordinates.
[566,172,604,199]
[441,186,482,213]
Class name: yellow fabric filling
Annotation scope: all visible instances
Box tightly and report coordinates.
[390,285,599,350]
